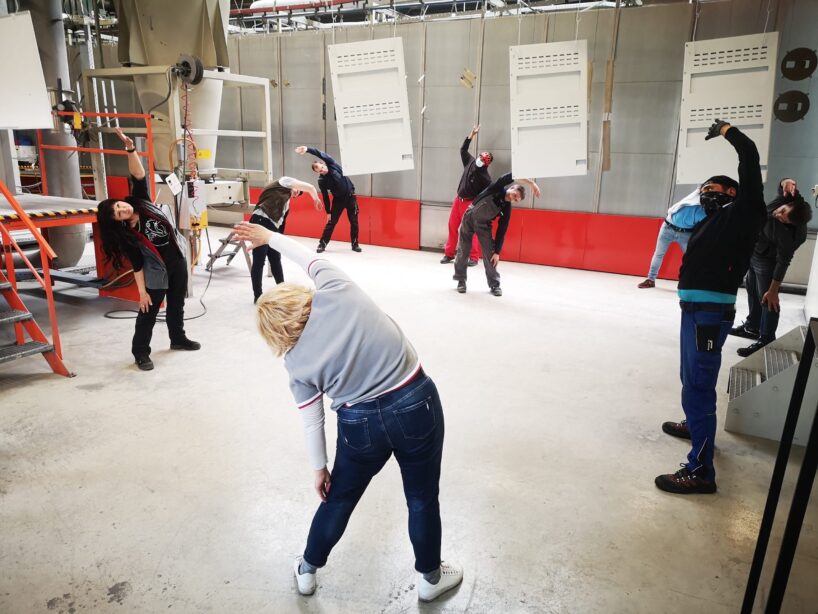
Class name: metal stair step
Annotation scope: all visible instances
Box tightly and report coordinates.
[729,367,764,401]
[0,281,11,291]
[0,341,54,365]
[0,309,32,325]
[764,346,799,379]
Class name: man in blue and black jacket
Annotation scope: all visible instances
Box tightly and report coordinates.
[296,145,361,253]
[657,120,767,495]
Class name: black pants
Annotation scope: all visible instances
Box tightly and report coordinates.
[132,257,188,357]
[250,213,285,301]
[319,195,359,247]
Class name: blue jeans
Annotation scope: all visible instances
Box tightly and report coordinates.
[744,256,778,342]
[647,222,691,281]
[679,303,735,481]
[303,373,444,573]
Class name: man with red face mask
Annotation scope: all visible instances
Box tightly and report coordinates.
[440,125,493,267]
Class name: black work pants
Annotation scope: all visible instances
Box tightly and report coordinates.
[320,195,359,247]
[132,257,188,357]
[250,213,285,301]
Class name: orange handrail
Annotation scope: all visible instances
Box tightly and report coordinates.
[0,180,63,358]
[37,110,156,201]
[0,181,57,260]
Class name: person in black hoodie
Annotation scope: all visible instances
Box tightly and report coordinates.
[730,178,812,356]
[656,120,766,495]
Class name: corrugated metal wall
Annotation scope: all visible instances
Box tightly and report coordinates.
[68,0,818,250]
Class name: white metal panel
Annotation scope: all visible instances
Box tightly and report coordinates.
[0,12,53,129]
[327,37,414,176]
[675,32,778,184]
[509,40,588,179]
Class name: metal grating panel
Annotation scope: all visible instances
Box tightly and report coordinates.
[0,341,53,365]
[328,37,414,175]
[764,347,800,379]
[729,367,764,401]
[676,32,778,184]
[510,40,588,179]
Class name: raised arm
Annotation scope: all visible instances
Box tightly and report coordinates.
[460,125,479,166]
[706,120,763,217]
[234,222,316,272]
[114,127,145,181]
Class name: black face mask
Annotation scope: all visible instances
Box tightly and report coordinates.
[700,191,733,215]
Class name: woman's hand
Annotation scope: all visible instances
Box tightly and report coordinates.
[138,290,153,313]
[114,127,135,151]
[314,467,331,502]
[295,146,308,155]
[233,222,273,249]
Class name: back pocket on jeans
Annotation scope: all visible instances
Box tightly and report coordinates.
[338,417,371,451]
[395,399,436,440]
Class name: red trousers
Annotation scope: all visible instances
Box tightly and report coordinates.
[444,196,480,259]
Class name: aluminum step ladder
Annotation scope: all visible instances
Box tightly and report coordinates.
[205,231,252,272]
[725,325,816,445]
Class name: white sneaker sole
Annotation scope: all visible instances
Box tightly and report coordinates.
[418,575,463,602]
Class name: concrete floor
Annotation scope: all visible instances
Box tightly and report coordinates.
[1,227,816,613]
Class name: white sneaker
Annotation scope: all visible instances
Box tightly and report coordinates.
[293,555,316,596]
[418,561,463,602]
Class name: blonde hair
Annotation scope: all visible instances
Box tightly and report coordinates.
[255,283,314,356]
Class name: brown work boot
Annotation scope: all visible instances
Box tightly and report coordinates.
[638,279,655,289]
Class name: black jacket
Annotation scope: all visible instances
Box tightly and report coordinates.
[754,183,808,281]
[678,127,767,296]
[308,147,354,214]
[470,172,513,254]
[456,137,492,200]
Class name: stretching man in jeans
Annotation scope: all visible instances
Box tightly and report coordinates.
[657,119,766,495]
[296,145,361,253]
[440,125,492,267]
[234,222,462,603]
[637,190,705,288]
[730,178,812,356]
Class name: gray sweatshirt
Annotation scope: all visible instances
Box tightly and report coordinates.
[263,233,419,469]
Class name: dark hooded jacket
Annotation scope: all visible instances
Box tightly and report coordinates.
[753,181,809,281]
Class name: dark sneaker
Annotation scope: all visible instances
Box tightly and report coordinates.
[655,466,716,494]
[316,243,326,253]
[467,258,479,267]
[490,286,502,297]
[638,279,655,289]
[135,355,154,371]
[729,323,759,339]
[352,243,362,253]
[440,255,454,264]
[662,419,691,440]
[737,339,769,357]
[457,281,466,294]
[170,338,201,351]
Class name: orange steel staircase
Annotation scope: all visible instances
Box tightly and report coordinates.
[0,180,71,377]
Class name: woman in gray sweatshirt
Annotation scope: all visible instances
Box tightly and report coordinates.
[233,221,462,603]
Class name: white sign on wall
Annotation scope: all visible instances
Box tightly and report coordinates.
[0,12,53,130]
[327,37,414,176]
[676,32,779,184]
[509,40,588,179]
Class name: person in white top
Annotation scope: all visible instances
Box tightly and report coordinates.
[234,221,464,602]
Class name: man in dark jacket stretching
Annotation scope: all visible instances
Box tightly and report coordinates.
[452,172,540,296]
[730,178,812,356]
[440,125,493,267]
[296,145,361,253]
[657,119,766,495]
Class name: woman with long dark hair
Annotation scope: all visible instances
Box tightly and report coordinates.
[96,128,200,371]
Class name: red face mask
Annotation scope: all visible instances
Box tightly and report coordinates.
[478,152,493,166]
